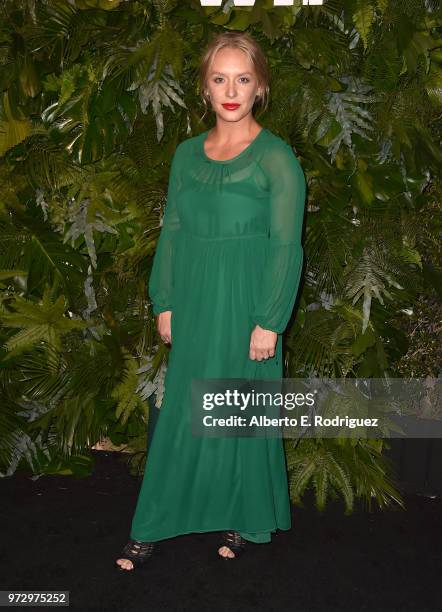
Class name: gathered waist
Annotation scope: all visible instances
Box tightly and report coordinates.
[181,230,267,242]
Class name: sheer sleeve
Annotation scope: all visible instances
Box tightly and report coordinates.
[148,145,182,316]
[251,142,306,334]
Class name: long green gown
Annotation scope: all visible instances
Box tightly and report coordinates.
[130,126,306,544]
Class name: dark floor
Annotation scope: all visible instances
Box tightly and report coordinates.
[0,450,441,612]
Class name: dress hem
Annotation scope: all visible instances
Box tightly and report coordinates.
[130,522,292,543]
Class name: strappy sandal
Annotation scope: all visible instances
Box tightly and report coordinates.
[218,531,247,560]
[116,539,156,571]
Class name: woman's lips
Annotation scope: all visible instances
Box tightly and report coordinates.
[222,103,240,110]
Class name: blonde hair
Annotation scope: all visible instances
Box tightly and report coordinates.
[198,32,270,122]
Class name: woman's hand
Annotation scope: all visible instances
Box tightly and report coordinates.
[157,310,172,344]
[249,324,277,361]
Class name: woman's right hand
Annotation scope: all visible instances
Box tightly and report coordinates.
[157,310,172,344]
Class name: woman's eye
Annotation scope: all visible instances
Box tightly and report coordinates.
[213,77,251,84]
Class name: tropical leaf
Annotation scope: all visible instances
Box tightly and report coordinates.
[112,349,147,425]
[0,286,87,356]
[0,92,32,156]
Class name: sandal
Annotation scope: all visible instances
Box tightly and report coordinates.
[116,538,156,571]
[218,531,247,560]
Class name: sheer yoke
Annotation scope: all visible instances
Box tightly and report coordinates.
[131,128,306,544]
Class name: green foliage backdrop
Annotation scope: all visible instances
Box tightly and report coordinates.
[0,0,440,512]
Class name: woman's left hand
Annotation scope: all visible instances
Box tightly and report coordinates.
[249,325,277,361]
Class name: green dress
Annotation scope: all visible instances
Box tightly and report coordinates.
[130,127,306,544]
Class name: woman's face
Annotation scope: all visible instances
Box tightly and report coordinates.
[205,47,261,123]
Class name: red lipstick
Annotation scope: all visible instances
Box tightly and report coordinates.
[222,103,240,110]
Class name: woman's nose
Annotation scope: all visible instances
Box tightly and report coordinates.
[225,82,237,97]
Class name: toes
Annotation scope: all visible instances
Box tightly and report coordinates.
[218,546,235,558]
[116,558,133,570]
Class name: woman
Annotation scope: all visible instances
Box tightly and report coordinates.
[116,31,306,569]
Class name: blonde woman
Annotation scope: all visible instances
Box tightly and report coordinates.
[116,31,306,569]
